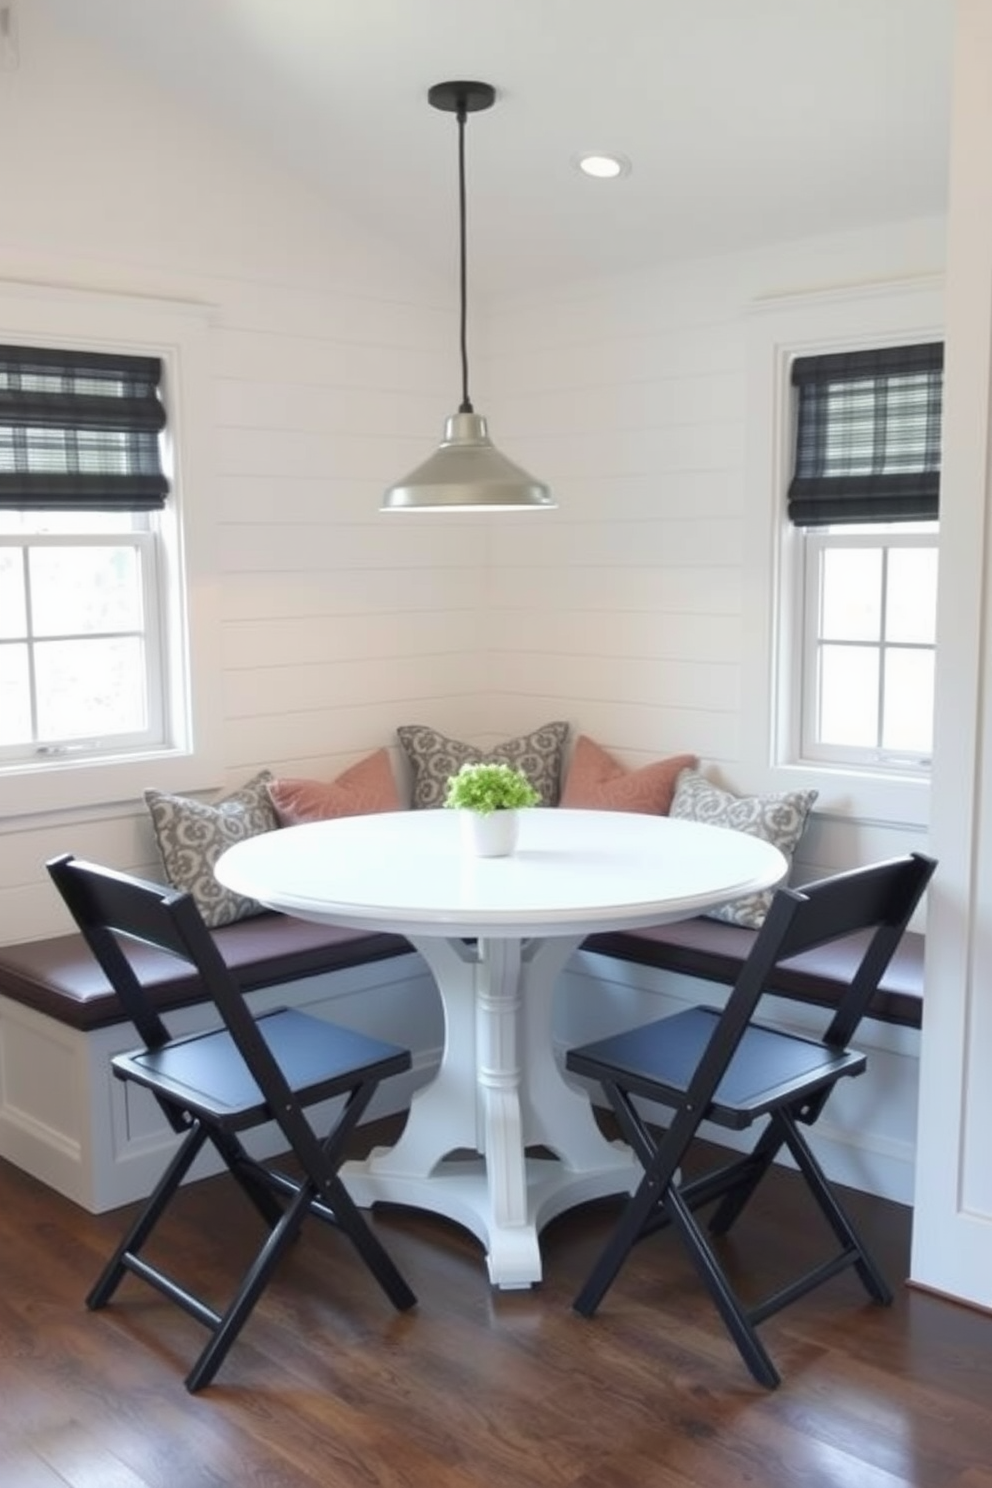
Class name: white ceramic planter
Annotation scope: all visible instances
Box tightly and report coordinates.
[460,809,519,858]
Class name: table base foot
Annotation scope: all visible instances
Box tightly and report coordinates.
[341,1149,639,1288]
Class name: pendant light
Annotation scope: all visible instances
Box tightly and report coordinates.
[381,81,555,512]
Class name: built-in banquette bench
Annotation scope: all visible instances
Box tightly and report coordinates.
[0,908,924,1215]
[584,917,925,1030]
[0,914,429,1214]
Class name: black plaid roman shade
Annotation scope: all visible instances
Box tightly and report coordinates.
[0,344,169,510]
[788,342,943,527]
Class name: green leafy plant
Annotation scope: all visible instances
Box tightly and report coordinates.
[444,761,540,814]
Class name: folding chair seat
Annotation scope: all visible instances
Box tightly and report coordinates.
[47,854,417,1392]
[566,852,936,1389]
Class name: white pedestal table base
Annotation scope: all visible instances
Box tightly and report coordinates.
[341,933,638,1288]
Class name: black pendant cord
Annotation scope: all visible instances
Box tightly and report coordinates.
[457,103,473,416]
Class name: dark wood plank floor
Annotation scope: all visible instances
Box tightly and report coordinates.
[0,1123,989,1488]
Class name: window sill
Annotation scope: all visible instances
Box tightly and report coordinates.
[762,761,930,830]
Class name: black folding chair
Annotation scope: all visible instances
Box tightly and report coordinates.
[47,853,417,1392]
[566,852,936,1389]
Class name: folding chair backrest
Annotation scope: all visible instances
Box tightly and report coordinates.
[679,852,936,1134]
[47,853,188,1050]
[770,852,936,1046]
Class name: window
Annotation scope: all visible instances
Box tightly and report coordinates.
[0,345,172,765]
[787,342,942,774]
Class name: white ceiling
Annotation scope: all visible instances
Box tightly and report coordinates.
[39,0,954,298]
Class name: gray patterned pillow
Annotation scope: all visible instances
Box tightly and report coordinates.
[669,768,818,929]
[144,770,280,928]
[397,721,569,810]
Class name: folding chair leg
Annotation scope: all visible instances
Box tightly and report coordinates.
[320,1174,417,1312]
[285,1074,418,1314]
[185,1180,314,1392]
[87,1122,210,1311]
[665,1180,781,1389]
[778,1112,892,1305]
[574,1170,672,1318]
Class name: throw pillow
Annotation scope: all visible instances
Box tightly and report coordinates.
[144,769,280,928]
[560,736,698,814]
[267,748,401,826]
[669,767,819,929]
[397,721,569,810]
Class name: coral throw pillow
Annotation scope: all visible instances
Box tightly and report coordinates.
[267,749,401,827]
[560,736,697,815]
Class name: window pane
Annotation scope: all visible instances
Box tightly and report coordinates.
[882,648,934,754]
[29,546,143,636]
[886,548,938,644]
[819,644,879,746]
[35,637,146,739]
[0,548,26,637]
[0,644,31,743]
[821,549,882,641]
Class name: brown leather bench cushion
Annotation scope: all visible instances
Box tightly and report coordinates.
[583,918,924,1029]
[0,913,412,1032]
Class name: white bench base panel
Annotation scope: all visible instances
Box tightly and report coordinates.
[0,952,438,1213]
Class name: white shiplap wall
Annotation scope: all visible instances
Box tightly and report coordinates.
[479,220,947,881]
[0,7,485,942]
[0,11,944,927]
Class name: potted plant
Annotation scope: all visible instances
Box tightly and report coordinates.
[444,762,540,856]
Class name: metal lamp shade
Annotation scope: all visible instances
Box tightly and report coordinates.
[381,412,554,512]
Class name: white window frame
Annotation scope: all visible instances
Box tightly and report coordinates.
[0,282,223,820]
[741,274,943,828]
[1,518,168,763]
[795,523,938,771]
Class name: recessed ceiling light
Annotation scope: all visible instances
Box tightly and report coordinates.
[575,152,631,180]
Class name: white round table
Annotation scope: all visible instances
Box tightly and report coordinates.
[216,808,786,1288]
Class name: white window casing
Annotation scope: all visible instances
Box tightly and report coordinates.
[742,274,943,827]
[0,281,222,821]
